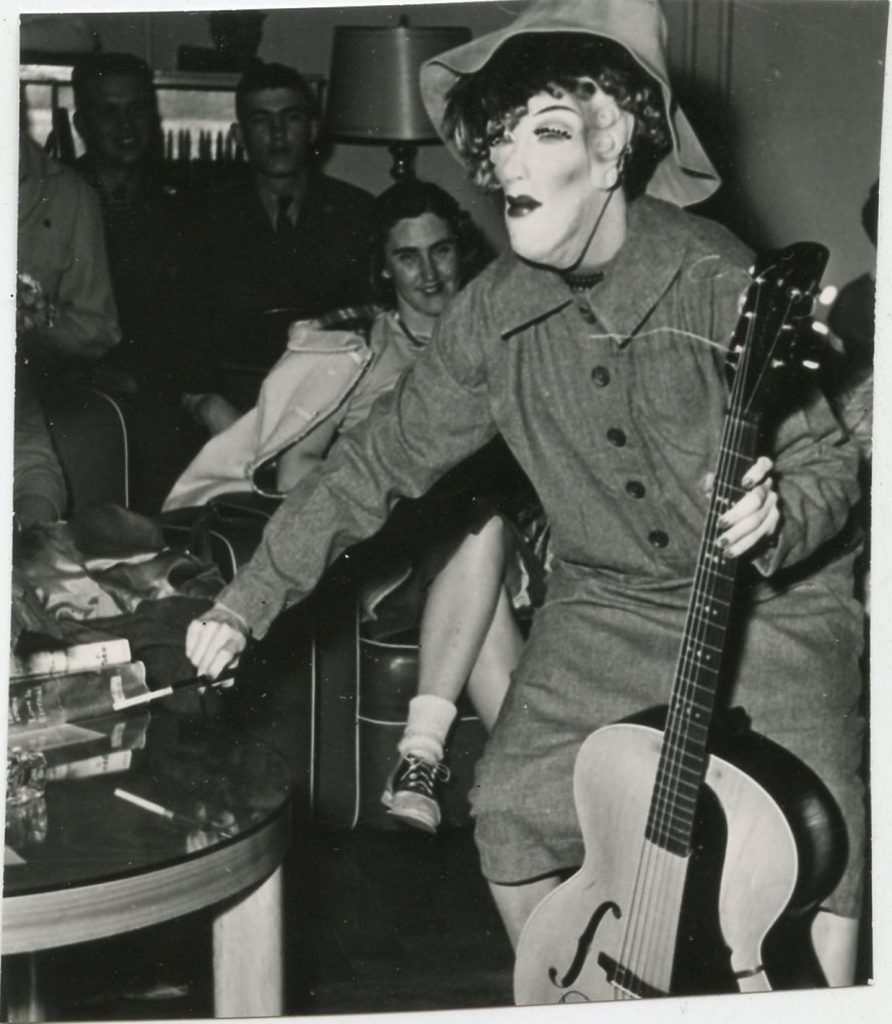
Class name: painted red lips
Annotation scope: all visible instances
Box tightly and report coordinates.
[506,194,541,217]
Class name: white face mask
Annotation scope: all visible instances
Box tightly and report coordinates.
[489,85,626,269]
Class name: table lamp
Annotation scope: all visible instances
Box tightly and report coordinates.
[324,21,471,180]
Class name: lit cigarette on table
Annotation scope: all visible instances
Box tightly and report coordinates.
[112,669,238,711]
[114,788,176,821]
[114,788,237,838]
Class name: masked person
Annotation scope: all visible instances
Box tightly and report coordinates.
[185,0,865,989]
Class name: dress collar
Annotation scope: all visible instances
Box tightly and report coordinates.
[489,196,690,341]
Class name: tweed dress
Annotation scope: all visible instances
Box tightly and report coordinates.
[217,197,865,916]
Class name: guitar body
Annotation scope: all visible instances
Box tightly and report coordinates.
[514,707,847,1005]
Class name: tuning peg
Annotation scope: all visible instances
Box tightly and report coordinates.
[812,321,829,336]
[818,285,838,306]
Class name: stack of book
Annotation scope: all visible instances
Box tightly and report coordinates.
[7,637,151,781]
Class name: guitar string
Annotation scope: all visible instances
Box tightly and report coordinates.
[639,268,796,994]
[620,264,799,995]
[615,283,761,997]
[628,281,762,994]
[617,259,800,994]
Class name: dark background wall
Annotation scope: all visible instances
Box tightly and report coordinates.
[21,0,887,292]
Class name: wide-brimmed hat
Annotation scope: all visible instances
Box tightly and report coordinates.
[420,0,719,207]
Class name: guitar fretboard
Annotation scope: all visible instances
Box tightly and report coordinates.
[645,416,759,856]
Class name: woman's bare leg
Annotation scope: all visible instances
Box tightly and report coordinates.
[811,910,860,986]
[385,516,521,831]
[489,876,560,952]
[466,584,523,731]
[417,515,512,706]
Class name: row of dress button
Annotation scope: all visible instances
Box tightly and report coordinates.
[588,354,668,549]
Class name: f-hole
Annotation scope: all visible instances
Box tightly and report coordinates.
[548,901,621,989]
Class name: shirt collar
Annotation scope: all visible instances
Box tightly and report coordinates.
[490,196,689,341]
[255,173,308,228]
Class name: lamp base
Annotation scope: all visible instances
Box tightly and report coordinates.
[388,142,418,181]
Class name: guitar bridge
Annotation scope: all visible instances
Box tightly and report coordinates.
[597,952,665,999]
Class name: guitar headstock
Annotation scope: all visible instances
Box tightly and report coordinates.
[727,241,830,417]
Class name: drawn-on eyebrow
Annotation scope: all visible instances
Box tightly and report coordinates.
[529,103,579,117]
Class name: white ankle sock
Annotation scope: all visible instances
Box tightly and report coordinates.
[398,695,457,764]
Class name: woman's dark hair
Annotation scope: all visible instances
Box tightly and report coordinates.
[372,179,494,304]
[444,33,671,200]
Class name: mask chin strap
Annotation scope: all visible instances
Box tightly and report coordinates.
[565,144,630,275]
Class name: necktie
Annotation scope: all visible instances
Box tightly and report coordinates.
[276,194,295,238]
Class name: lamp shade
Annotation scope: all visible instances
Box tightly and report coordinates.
[325,24,471,142]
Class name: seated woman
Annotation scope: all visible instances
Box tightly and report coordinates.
[169,180,541,832]
[164,179,488,508]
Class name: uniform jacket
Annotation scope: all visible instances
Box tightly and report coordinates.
[18,137,120,361]
[184,172,377,380]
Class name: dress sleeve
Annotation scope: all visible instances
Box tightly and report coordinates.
[754,385,861,575]
[216,291,499,636]
[694,234,862,576]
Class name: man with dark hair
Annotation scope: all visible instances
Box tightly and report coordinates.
[72,52,180,348]
[183,61,376,423]
[72,51,198,512]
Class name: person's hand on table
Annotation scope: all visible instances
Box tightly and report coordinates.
[186,605,249,681]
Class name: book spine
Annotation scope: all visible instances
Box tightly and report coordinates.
[46,750,134,781]
[10,638,132,680]
[8,662,148,731]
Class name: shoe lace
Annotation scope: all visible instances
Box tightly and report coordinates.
[395,755,450,797]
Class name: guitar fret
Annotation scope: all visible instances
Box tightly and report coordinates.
[655,774,700,797]
[676,669,720,689]
[667,706,711,731]
[654,791,699,811]
[674,675,719,699]
[679,641,724,662]
[657,766,707,791]
[672,699,717,724]
[645,826,692,858]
